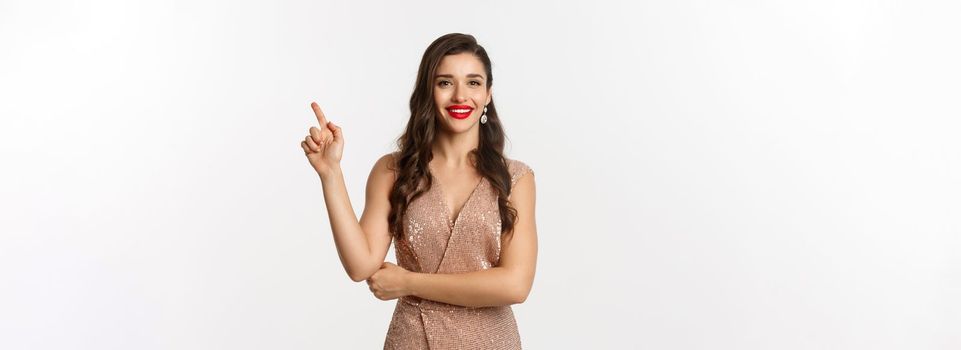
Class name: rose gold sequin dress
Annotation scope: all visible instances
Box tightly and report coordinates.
[383,157,534,350]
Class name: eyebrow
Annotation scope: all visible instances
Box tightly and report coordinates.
[435,74,486,80]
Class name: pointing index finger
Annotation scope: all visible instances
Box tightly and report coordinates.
[311,102,328,126]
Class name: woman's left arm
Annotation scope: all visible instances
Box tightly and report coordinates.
[367,172,537,308]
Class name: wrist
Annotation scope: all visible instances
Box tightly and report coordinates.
[404,271,420,298]
[318,166,343,182]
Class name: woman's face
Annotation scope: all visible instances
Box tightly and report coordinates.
[433,52,491,134]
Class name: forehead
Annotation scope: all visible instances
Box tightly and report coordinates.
[435,52,486,78]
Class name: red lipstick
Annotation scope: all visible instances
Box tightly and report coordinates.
[445,105,474,120]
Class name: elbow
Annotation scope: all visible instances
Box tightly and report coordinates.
[346,258,386,282]
[510,288,530,304]
[348,273,367,283]
[507,280,533,304]
[347,266,378,283]
[501,268,534,305]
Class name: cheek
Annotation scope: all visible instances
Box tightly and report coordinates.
[434,87,449,101]
[473,90,488,102]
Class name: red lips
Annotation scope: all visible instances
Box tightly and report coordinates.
[445,105,474,120]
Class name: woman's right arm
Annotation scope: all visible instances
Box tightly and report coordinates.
[302,102,394,282]
[319,156,395,282]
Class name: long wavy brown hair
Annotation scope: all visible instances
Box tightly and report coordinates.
[387,33,517,239]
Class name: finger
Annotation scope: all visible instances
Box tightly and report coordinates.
[309,126,324,144]
[321,122,334,142]
[321,127,334,144]
[327,121,343,141]
[301,141,311,154]
[311,102,328,126]
[305,135,320,152]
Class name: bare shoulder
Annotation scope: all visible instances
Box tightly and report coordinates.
[371,152,399,178]
[366,152,399,194]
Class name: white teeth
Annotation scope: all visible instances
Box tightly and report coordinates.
[449,109,471,113]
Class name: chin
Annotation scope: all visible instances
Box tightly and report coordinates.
[443,120,476,133]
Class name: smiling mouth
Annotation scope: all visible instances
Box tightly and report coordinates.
[446,106,474,120]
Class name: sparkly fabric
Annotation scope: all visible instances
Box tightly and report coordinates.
[383,156,533,350]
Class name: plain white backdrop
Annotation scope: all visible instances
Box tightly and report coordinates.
[2,0,959,349]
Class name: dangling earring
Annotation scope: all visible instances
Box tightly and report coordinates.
[480,106,488,124]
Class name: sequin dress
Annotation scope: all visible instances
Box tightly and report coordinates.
[383,156,534,350]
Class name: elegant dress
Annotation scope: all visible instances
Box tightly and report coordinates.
[383,157,534,350]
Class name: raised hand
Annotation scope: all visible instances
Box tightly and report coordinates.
[301,102,344,178]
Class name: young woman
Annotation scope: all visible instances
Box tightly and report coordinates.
[300,33,537,349]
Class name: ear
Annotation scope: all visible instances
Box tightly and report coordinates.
[486,89,492,106]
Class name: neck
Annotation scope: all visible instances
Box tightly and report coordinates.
[432,127,480,169]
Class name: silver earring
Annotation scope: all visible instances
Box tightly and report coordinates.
[480,106,488,124]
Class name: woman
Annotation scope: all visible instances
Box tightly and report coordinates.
[300,33,536,349]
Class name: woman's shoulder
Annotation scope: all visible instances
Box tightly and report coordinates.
[386,150,401,161]
[370,151,401,180]
[505,157,532,172]
[505,157,534,187]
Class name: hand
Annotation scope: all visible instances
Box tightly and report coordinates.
[301,102,344,178]
[366,262,413,301]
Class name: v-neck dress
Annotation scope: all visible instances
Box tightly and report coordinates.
[383,156,534,350]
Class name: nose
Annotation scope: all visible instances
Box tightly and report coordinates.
[453,86,468,103]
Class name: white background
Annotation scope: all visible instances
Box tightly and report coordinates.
[2,0,959,349]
